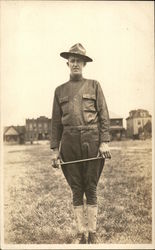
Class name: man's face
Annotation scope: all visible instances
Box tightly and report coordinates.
[67,56,85,76]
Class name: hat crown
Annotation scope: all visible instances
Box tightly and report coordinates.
[69,43,86,56]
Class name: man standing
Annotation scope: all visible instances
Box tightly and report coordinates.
[50,43,111,244]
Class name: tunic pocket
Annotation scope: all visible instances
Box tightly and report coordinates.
[83,94,96,112]
[82,94,97,123]
[59,96,69,115]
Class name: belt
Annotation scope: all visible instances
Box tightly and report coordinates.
[63,125,98,131]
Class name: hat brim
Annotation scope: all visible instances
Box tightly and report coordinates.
[60,52,93,62]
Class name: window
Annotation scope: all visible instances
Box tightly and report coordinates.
[38,123,42,128]
[141,112,146,117]
[44,123,48,129]
[116,120,120,125]
[29,123,33,131]
[33,125,36,130]
[33,122,36,129]
[138,120,141,125]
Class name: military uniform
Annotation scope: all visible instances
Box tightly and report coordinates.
[50,43,110,244]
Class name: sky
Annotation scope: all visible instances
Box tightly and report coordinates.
[1,1,154,128]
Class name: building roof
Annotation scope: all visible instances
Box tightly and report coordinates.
[4,126,19,136]
[109,111,123,119]
[15,126,26,133]
[126,109,151,120]
[26,116,51,122]
[4,125,25,135]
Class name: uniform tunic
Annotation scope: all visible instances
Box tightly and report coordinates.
[51,75,110,206]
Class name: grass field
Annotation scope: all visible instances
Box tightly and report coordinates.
[3,139,152,244]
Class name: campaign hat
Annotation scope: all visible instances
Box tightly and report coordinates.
[60,43,93,62]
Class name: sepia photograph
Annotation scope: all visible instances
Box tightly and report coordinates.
[0,1,154,249]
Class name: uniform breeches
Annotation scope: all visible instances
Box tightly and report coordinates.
[60,127,105,206]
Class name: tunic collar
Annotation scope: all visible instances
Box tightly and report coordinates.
[70,74,83,81]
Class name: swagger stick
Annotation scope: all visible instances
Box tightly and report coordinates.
[60,155,111,166]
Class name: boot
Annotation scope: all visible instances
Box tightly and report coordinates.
[72,206,87,244]
[73,232,87,244]
[87,205,98,244]
[88,232,98,244]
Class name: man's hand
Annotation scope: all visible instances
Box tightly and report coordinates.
[51,148,61,168]
[98,142,111,159]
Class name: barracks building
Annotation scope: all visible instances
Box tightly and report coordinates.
[3,109,152,144]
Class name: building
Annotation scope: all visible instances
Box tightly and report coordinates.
[3,125,26,144]
[126,109,152,139]
[4,112,126,144]
[25,113,125,142]
[109,111,125,140]
[26,116,51,141]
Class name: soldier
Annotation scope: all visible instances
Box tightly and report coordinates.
[50,43,111,244]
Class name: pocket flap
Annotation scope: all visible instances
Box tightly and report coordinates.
[83,94,96,100]
[59,96,69,104]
